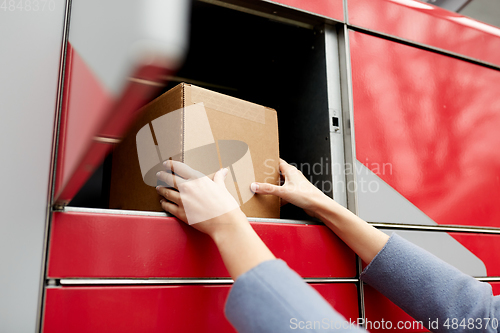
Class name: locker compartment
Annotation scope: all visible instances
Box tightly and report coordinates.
[43,283,358,332]
[43,285,235,333]
[347,0,500,67]
[350,30,500,229]
[67,1,335,221]
[47,211,356,278]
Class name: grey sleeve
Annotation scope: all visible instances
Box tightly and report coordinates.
[360,233,500,332]
[225,259,365,333]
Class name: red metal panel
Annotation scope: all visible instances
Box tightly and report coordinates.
[48,212,356,278]
[43,285,235,333]
[351,30,500,229]
[347,0,500,67]
[268,0,343,22]
[364,285,429,332]
[43,283,357,333]
[54,43,113,197]
[54,44,169,205]
[311,284,359,322]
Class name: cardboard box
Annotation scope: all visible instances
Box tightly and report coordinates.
[109,83,280,218]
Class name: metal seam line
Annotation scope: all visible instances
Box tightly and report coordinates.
[347,24,500,72]
[54,278,359,286]
[199,0,315,30]
[261,0,343,24]
[369,222,500,235]
[61,207,500,233]
[52,276,500,286]
[61,206,321,225]
[93,136,122,144]
[38,0,73,331]
[343,0,348,25]
[337,24,359,215]
[128,77,165,87]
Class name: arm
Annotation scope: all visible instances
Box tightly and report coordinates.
[157,161,365,332]
[251,159,389,265]
[253,159,500,332]
[361,234,500,333]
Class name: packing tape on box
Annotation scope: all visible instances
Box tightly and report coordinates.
[136,103,255,224]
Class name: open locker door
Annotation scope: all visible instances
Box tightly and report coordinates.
[54,0,190,207]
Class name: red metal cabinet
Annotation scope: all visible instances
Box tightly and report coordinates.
[43,0,500,331]
[44,285,235,333]
[351,30,500,229]
[43,283,358,332]
[48,212,356,278]
[347,0,500,67]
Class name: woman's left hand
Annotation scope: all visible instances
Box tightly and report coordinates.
[156,161,246,238]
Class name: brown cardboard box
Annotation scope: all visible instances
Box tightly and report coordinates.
[109,83,280,218]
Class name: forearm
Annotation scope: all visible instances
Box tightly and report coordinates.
[313,195,389,264]
[211,210,275,280]
[361,234,500,332]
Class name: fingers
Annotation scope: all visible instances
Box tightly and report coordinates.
[213,168,229,186]
[160,199,186,222]
[278,159,299,176]
[156,186,181,205]
[156,170,185,189]
[163,160,203,179]
[250,182,283,196]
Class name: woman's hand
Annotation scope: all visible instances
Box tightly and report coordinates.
[250,158,389,264]
[156,160,275,280]
[250,159,330,218]
[156,161,247,239]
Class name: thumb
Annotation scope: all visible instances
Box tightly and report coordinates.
[250,182,283,196]
[213,168,229,186]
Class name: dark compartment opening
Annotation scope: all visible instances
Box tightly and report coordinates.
[71,1,333,220]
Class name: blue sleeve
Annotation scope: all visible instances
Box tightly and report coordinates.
[224,259,366,333]
[360,233,500,332]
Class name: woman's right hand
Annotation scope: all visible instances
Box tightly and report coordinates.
[250,159,331,218]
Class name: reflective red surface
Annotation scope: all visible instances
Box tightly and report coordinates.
[270,0,343,21]
[347,0,500,67]
[55,44,168,205]
[351,31,500,228]
[44,285,235,333]
[55,43,113,197]
[490,282,500,296]
[43,284,358,332]
[48,212,356,278]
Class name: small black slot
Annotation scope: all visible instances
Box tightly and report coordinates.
[332,117,339,127]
